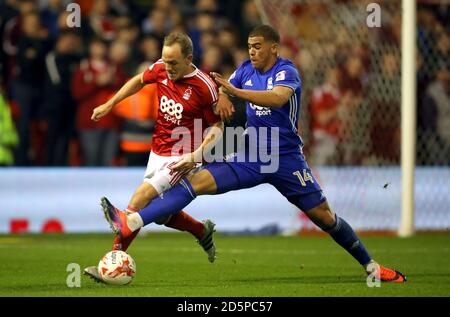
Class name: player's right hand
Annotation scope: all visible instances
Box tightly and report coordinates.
[91,103,113,121]
[215,96,235,121]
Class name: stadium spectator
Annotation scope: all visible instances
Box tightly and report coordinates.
[370,52,401,164]
[200,44,223,73]
[0,85,18,166]
[12,11,50,166]
[71,38,126,166]
[420,66,450,165]
[139,35,162,64]
[309,67,342,165]
[196,0,219,13]
[109,39,134,77]
[1,0,38,96]
[87,0,116,41]
[112,82,157,167]
[141,7,170,44]
[43,30,82,166]
[239,0,261,45]
[39,0,65,39]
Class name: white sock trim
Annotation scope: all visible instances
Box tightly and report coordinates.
[127,213,144,232]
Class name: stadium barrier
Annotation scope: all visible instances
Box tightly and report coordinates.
[0,167,448,234]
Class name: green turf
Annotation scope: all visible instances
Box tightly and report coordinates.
[1,233,449,296]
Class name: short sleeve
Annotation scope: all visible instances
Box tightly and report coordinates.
[141,60,163,84]
[273,66,301,92]
[202,79,220,125]
[203,104,220,125]
[228,63,246,89]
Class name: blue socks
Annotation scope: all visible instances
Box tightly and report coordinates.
[138,178,197,226]
[326,216,372,266]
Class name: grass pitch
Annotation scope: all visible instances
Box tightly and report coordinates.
[1,233,449,296]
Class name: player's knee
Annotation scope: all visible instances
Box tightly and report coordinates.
[137,182,158,199]
[305,201,336,231]
[188,169,217,195]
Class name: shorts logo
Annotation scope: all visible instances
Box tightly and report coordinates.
[160,95,183,124]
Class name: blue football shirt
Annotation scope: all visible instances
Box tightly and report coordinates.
[229,57,303,155]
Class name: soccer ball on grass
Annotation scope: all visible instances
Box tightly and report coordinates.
[98,250,136,285]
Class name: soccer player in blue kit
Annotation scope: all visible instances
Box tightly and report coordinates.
[103,25,406,283]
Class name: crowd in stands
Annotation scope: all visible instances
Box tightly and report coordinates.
[0,0,448,167]
[278,0,449,165]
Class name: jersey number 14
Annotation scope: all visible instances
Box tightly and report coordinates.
[293,170,314,187]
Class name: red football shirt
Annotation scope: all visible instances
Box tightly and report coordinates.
[141,60,220,156]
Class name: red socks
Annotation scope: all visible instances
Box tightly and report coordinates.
[165,210,205,240]
[112,207,205,251]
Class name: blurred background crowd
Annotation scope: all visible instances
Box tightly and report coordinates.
[0,0,448,167]
[258,0,449,166]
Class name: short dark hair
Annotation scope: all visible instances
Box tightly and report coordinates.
[163,32,193,57]
[249,25,280,44]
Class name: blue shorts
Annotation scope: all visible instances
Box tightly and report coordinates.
[203,151,326,212]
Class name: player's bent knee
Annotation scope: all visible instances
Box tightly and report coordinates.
[305,201,336,231]
[187,169,217,195]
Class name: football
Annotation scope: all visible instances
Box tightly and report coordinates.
[98,250,136,285]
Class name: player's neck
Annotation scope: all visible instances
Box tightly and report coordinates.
[180,65,196,78]
[260,56,278,74]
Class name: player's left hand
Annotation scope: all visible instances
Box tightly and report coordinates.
[171,153,197,174]
[210,72,237,96]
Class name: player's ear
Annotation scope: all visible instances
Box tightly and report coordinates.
[271,43,278,54]
[186,53,193,64]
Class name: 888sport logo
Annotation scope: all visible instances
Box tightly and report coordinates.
[160,95,184,124]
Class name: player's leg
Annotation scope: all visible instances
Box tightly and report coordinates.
[271,153,406,282]
[109,161,262,236]
[304,200,406,282]
[139,162,210,242]
[108,152,213,255]
[100,166,221,265]
[109,182,157,251]
[119,182,205,251]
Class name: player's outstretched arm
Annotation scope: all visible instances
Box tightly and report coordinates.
[172,120,224,173]
[211,72,292,108]
[91,73,146,121]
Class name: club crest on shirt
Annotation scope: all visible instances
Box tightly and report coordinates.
[183,86,193,100]
[275,70,286,81]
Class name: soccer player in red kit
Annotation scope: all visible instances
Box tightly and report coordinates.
[84,33,223,282]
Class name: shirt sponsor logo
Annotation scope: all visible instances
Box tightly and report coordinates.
[160,95,183,124]
[249,102,272,117]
